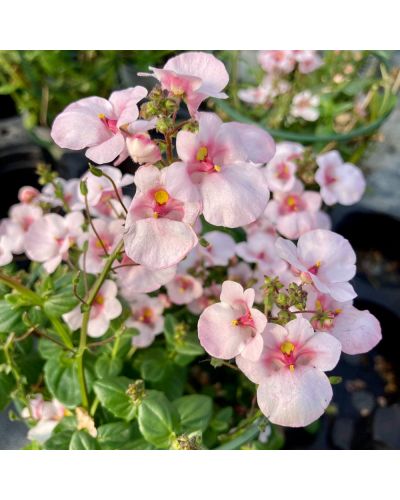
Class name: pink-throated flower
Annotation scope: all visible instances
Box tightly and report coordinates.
[276,229,357,302]
[166,112,274,227]
[236,317,341,427]
[124,165,200,270]
[125,294,165,348]
[198,280,267,361]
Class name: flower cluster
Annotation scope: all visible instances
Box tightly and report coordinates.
[0,51,382,449]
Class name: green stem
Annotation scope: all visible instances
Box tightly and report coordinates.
[0,272,42,306]
[76,239,124,409]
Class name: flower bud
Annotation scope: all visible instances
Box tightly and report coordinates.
[126,379,146,405]
[126,133,161,165]
[18,186,40,204]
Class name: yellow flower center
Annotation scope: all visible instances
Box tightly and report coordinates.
[98,113,106,120]
[214,165,221,172]
[154,189,169,205]
[287,196,297,207]
[280,341,295,356]
[196,146,208,161]
[95,294,104,305]
[231,319,239,327]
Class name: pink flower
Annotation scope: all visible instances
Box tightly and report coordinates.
[201,231,236,266]
[188,283,221,315]
[264,154,297,192]
[41,178,82,211]
[125,294,164,348]
[305,288,381,355]
[198,280,267,361]
[275,141,304,161]
[63,280,122,338]
[276,229,357,301]
[236,318,341,427]
[166,112,274,227]
[236,233,287,276]
[18,186,40,204]
[265,179,331,239]
[166,274,203,305]
[51,87,149,164]
[140,52,229,117]
[294,50,323,74]
[79,218,124,274]
[80,165,134,209]
[315,151,366,206]
[244,211,277,238]
[116,254,177,297]
[0,235,13,266]
[258,51,296,74]
[291,91,320,121]
[238,86,270,105]
[124,165,199,270]
[25,212,84,273]
[22,395,65,443]
[1,203,43,254]
[126,133,162,165]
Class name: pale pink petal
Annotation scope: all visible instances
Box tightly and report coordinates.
[86,132,126,164]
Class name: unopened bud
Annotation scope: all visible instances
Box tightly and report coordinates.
[18,186,40,204]
[126,133,162,165]
[126,380,146,404]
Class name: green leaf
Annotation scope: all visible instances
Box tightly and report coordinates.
[95,354,123,379]
[134,348,169,382]
[210,407,233,432]
[93,376,136,421]
[44,356,81,408]
[43,291,78,317]
[138,390,180,449]
[163,314,175,345]
[0,372,15,411]
[44,430,73,450]
[152,364,186,400]
[0,300,24,333]
[69,430,100,450]
[97,421,151,450]
[174,332,204,357]
[38,337,64,360]
[173,395,212,433]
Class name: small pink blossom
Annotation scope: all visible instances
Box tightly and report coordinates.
[79,218,124,274]
[238,86,271,105]
[126,133,162,165]
[315,151,366,206]
[126,294,165,348]
[294,50,323,74]
[0,235,13,266]
[63,280,122,338]
[166,274,203,305]
[2,203,43,254]
[25,212,84,273]
[166,112,274,227]
[198,280,267,361]
[184,230,236,269]
[188,283,221,315]
[79,165,134,209]
[291,91,320,121]
[41,178,82,211]
[275,141,304,161]
[51,87,149,164]
[264,154,297,193]
[258,51,296,74]
[265,179,331,239]
[140,51,229,117]
[124,165,199,270]
[236,233,287,276]
[276,229,357,301]
[244,211,277,238]
[18,186,40,204]
[22,395,65,443]
[116,254,177,297]
[305,288,381,355]
[236,318,341,427]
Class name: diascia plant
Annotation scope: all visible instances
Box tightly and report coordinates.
[0,51,381,450]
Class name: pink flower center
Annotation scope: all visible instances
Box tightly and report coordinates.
[279,340,296,371]
[151,189,184,221]
[231,309,256,329]
[176,277,193,293]
[282,194,305,214]
[308,261,321,275]
[194,146,221,174]
[276,162,291,180]
[98,114,118,134]
[137,307,154,324]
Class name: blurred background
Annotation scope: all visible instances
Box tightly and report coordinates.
[0,50,399,449]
